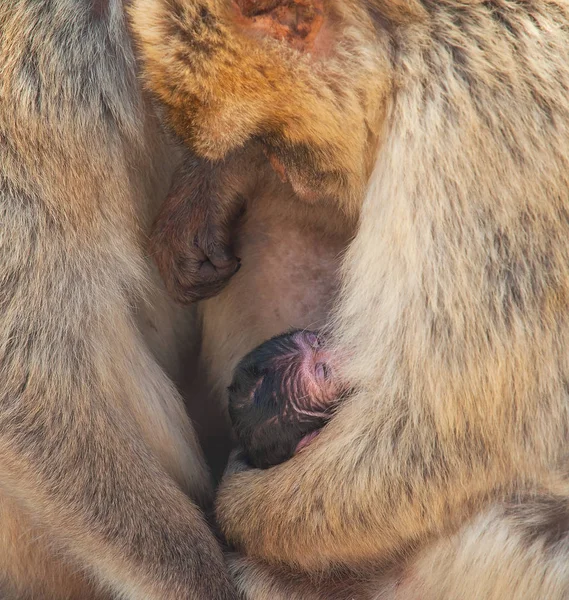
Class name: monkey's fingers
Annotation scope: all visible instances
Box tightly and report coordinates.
[199,238,241,283]
[196,255,241,286]
[204,241,241,272]
[165,246,241,304]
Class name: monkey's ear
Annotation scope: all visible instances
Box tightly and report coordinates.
[232,0,325,52]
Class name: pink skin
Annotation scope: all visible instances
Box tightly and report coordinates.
[295,429,321,453]
[285,331,344,452]
[229,329,346,465]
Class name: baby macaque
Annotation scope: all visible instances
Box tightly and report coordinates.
[228,330,345,469]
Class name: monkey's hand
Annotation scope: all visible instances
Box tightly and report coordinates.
[151,213,240,305]
[215,400,390,570]
[150,158,243,305]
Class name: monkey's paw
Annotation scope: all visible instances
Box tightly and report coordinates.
[152,230,241,304]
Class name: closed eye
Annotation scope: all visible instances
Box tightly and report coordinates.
[315,362,329,381]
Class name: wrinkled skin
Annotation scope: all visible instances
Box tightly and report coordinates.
[228,330,344,468]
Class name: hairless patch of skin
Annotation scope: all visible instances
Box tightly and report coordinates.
[234,0,325,51]
[228,330,345,469]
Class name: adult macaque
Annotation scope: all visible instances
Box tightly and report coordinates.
[0,2,236,599]
[138,0,378,389]
[131,0,569,598]
[228,329,344,468]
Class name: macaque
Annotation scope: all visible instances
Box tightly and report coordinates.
[228,330,344,468]
[130,0,569,598]
[136,0,379,384]
[0,2,237,599]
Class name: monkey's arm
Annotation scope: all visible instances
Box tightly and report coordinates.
[216,367,551,571]
[216,399,451,569]
[150,150,259,304]
[216,221,568,570]
[0,191,236,599]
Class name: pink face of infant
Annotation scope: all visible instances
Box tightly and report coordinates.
[228,330,345,469]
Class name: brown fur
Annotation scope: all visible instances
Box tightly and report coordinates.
[130,0,385,217]
[131,0,569,597]
[150,147,264,304]
[0,2,236,598]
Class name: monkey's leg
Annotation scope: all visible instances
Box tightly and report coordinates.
[0,195,236,600]
[395,499,569,600]
[0,492,107,600]
[0,381,236,600]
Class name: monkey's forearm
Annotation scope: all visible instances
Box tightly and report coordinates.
[216,373,549,569]
[217,449,488,569]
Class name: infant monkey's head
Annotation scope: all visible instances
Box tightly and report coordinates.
[228,330,344,469]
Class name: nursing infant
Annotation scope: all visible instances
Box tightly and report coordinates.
[228,329,345,468]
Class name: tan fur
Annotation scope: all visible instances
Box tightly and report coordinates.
[0,1,236,598]
[129,0,386,219]
[227,498,569,599]
[130,0,569,597]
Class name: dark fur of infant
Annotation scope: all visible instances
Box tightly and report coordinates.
[228,330,344,469]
